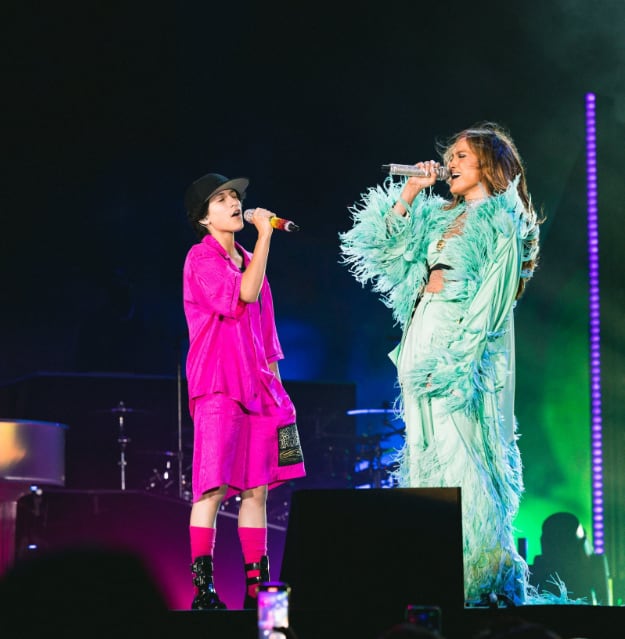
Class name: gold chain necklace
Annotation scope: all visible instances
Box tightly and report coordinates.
[435,199,485,252]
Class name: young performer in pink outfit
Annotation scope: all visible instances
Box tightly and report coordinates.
[182,172,306,610]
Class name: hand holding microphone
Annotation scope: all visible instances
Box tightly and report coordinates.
[382,163,450,180]
[244,208,300,232]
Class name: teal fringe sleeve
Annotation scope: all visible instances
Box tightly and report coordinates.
[338,178,449,328]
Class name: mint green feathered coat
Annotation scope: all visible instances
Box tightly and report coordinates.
[339,176,540,604]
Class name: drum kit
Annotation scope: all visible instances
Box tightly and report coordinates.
[93,400,192,501]
[93,401,405,519]
[345,407,405,489]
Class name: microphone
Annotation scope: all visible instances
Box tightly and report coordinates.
[381,163,451,180]
[243,209,300,232]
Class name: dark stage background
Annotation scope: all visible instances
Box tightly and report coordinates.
[2,0,625,612]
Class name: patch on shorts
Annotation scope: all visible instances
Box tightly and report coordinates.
[278,423,304,466]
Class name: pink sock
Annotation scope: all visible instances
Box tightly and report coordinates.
[189,525,216,561]
[238,527,267,598]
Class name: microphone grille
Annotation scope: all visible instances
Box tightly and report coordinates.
[243,209,255,222]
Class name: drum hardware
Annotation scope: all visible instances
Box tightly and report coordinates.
[141,339,192,503]
[95,400,147,491]
[144,453,175,494]
[93,402,153,491]
[221,495,240,513]
[220,487,292,526]
[267,482,294,525]
[141,450,192,501]
[346,406,406,489]
[352,432,386,488]
[346,406,406,438]
[174,354,186,501]
[346,408,396,416]
[94,404,150,415]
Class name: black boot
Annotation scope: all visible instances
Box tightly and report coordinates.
[243,554,270,609]
[190,555,227,610]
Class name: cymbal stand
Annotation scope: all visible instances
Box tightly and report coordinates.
[371,438,383,488]
[356,434,384,488]
[176,358,185,500]
[116,401,131,491]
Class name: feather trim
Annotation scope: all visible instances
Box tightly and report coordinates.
[338,178,454,327]
[339,176,550,605]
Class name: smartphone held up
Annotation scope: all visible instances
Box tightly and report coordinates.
[258,582,291,639]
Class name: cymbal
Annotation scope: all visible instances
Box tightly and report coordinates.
[346,408,396,416]
[93,405,151,414]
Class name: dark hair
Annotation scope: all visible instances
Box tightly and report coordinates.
[187,200,211,239]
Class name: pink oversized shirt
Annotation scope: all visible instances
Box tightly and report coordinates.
[183,234,285,413]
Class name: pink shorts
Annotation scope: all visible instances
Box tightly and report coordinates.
[190,389,306,502]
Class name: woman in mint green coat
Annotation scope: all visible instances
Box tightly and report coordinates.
[339,122,541,605]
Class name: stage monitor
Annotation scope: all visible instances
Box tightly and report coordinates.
[280,487,464,617]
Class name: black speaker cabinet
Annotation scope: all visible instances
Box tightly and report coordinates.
[280,487,464,618]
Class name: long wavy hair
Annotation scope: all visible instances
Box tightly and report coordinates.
[438,121,543,300]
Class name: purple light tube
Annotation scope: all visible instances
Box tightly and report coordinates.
[586,92,604,555]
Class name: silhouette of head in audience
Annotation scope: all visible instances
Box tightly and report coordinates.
[473,615,562,639]
[0,544,169,637]
[541,512,591,557]
[529,512,610,604]
[378,621,444,639]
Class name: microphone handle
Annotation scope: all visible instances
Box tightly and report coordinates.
[270,217,300,232]
[382,164,450,180]
[243,209,300,232]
